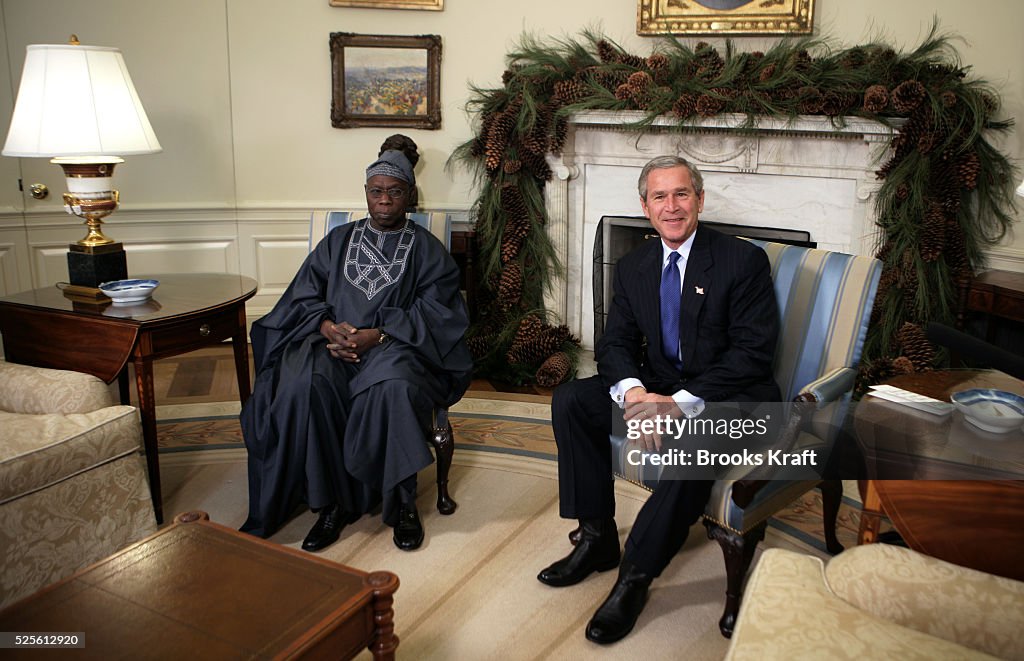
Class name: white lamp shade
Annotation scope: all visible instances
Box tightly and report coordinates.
[2,43,161,158]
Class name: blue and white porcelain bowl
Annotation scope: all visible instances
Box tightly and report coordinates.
[950,389,1024,435]
[99,278,160,304]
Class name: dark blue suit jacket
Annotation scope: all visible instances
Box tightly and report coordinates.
[596,224,780,402]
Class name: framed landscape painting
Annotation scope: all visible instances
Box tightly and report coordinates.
[637,0,815,36]
[330,33,441,129]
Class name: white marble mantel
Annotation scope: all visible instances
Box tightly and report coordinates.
[543,110,899,349]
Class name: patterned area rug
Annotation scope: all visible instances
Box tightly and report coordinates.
[156,394,868,553]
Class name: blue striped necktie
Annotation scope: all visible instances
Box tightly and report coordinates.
[660,251,682,369]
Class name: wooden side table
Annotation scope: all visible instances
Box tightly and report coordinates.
[0,273,257,524]
[0,512,399,660]
[853,369,1024,580]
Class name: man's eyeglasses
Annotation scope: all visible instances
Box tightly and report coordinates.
[365,186,407,199]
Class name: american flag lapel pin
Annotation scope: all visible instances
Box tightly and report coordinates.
[695,286,705,295]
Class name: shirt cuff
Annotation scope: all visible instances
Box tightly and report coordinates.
[609,378,645,406]
[672,389,705,418]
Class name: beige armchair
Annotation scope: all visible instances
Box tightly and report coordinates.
[727,544,1024,660]
[0,360,156,608]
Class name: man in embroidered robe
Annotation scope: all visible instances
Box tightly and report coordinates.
[240,150,472,552]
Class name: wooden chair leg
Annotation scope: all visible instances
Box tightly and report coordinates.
[704,520,766,638]
[429,420,457,515]
[820,479,845,555]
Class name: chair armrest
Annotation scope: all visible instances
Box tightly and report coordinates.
[726,549,986,660]
[825,544,1024,659]
[798,366,856,406]
[0,361,114,415]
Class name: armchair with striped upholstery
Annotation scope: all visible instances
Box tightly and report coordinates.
[609,239,882,637]
[308,209,462,514]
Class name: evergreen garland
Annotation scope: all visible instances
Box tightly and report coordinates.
[449,24,1017,388]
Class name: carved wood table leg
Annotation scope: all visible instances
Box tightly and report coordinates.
[857,479,883,545]
[366,571,400,661]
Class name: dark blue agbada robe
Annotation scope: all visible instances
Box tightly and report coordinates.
[240,218,472,537]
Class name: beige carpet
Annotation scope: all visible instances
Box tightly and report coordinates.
[162,447,829,660]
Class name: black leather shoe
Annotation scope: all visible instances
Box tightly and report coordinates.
[585,562,653,645]
[393,505,424,550]
[537,519,620,587]
[302,505,353,552]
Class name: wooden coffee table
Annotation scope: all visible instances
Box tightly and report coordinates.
[0,273,257,523]
[0,512,399,659]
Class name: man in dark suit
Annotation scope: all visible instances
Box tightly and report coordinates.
[537,155,780,644]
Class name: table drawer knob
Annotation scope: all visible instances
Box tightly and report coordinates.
[199,324,211,336]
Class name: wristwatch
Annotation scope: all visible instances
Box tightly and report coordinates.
[377,328,390,345]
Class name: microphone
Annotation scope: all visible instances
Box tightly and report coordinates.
[925,322,1024,380]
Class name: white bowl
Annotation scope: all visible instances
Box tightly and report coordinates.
[99,278,160,304]
[950,389,1024,435]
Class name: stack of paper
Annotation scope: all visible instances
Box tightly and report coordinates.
[868,384,954,416]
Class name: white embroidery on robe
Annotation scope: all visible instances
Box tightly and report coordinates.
[344,220,416,300]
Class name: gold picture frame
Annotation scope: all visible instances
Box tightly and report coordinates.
[329,0,443,9]
[330,33,442,130]
[637,0,815,36]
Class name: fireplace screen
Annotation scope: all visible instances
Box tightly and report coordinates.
[592,216,815,343]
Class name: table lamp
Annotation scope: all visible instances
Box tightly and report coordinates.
[2,36,161,290]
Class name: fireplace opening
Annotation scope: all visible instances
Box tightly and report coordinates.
[592,215,816,343]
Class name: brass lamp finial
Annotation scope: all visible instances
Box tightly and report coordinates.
[69,34,80,45]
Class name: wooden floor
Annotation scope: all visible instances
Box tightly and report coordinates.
[123,343,556,406]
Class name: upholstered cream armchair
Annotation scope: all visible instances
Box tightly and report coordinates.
[727,544,1024,660]
[0,360,156,608]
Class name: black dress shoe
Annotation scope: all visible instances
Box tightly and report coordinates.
[585,562,653,645]
[537,518,620,587]
[393,505,424,550]
[302,505,353,552]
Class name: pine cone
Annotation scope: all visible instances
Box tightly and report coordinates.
[549,116,569,155]
[863,85,889,113]
[788,49,813,72]
[758,62,777,83]
[797,86,824,114]
[891,80,927,114]
[521,149,552,181]
[597,40,620,64]
[646,53,669,71]
[626,71,653,94]
[892,356,916,374]
[957,150,980,191]
[497,263,523,311]
[554,79,589,106]
[513,314,544,345]
[840,47,866,69]
[616,52,647,69]
[821,89,856,116]
[920,201,947,262]
[943,220,972,279]
[940,90,957,109]
[672,93,697,119]
[503,159,522,174]
[614,83,632,102]
[536,351,573,387]
[466,334,493,359]
[899,248,918,293]
[695,92,726,117]
[896,322,935,371]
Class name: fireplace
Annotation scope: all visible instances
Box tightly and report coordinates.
[543,110,898,349]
